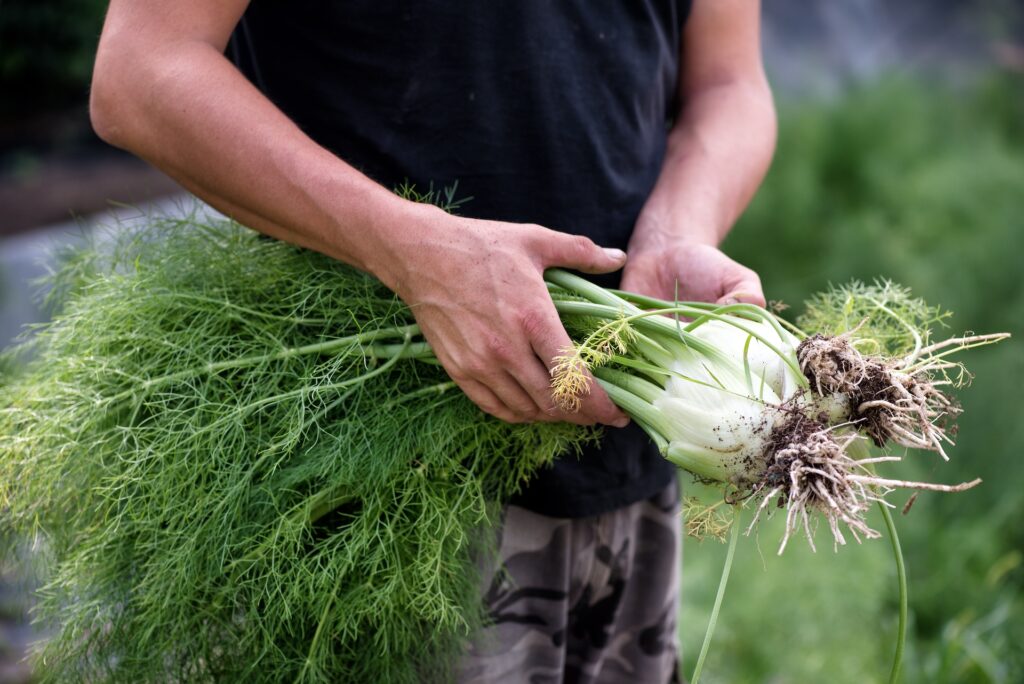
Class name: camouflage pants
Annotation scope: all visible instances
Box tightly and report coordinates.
[458,477,681,684]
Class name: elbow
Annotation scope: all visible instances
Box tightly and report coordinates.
[89,59,128,148]
[90,30,148,150]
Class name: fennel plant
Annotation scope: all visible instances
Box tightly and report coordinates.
[0,204,1006,682]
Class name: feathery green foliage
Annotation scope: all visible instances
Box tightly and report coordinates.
[0,212,589,682]
[798,279,950,358]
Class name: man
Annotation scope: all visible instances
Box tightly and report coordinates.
[90,1,774,681]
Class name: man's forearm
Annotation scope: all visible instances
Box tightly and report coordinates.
[629,78,777,253]
[90,8,431,293]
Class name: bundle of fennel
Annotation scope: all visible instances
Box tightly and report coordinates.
[0,208,1005,682]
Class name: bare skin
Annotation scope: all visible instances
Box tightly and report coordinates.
[90,0,773,426]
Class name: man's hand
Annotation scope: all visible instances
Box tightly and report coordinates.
[621,241,765,306]
[387,204,630,427]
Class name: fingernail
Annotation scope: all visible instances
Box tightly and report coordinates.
[720,297,740,306]
[613,417,630,428]
[603,248,627,261]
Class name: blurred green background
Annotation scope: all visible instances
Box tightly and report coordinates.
[1,2,1023,683]
[681,73,1024,683]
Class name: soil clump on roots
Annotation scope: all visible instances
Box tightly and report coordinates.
[747,411,881,553]
[795,333,960,456]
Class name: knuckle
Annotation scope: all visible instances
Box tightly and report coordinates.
[448,369,469,384]
[461,354,490,378]
[483,333,514,363]
[568,413,599,426]
[583,398,619,424]
[517,308,550,341]
[521,224,548,247]
[521,410,544,424]
[507,395,536,417]
[504,387,545,422]
[538,401,559,419]
[476,400,508,420]
[569,234,596,257]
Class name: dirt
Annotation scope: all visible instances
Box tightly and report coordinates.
[796,333,960,450]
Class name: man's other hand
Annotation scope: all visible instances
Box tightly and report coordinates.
[621,241,765,307]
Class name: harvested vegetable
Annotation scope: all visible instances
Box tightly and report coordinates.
[0,205,1006,682]
[545,272,1002,552]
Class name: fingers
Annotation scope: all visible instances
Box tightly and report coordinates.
[626,242,767,307]
[519,306,630,428]
[436,327,568,424]
[538,230,627,275]
[718,268,766,308]
[505,345,601,427]
[445,350,551,423]
[454,376,539,424]
[454,377,523,423]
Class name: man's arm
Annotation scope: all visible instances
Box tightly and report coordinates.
[90,0,627,427]
[621,0,775,305]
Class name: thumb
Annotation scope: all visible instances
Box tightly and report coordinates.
[541,231,627,274]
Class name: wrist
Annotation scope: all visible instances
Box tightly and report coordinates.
[361,198,450,297]
[630,206,721,254]
[629,221,718,256]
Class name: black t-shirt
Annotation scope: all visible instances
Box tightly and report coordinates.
[232,1,689,518]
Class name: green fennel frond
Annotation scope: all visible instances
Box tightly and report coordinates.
[0,213,593,683]
[797,279,949,358]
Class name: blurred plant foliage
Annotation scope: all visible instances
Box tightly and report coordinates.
[680,71,1024,683]
[0,0,108,118]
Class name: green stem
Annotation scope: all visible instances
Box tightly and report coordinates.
[683,302,793,351]
[299,571,345,682]
[106,323,420,403]
[554,299,808,389]
[545,269,641,312]
[606,287,811,341]
[548,272,807,387]
[383,380,458,407]
[605,289,722,312]
[160,291,335,326]
[879,502,907,684]
[365,340,434,359]
[552,300,723,359]
[691,507,741,684]
[849,438,906,684]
